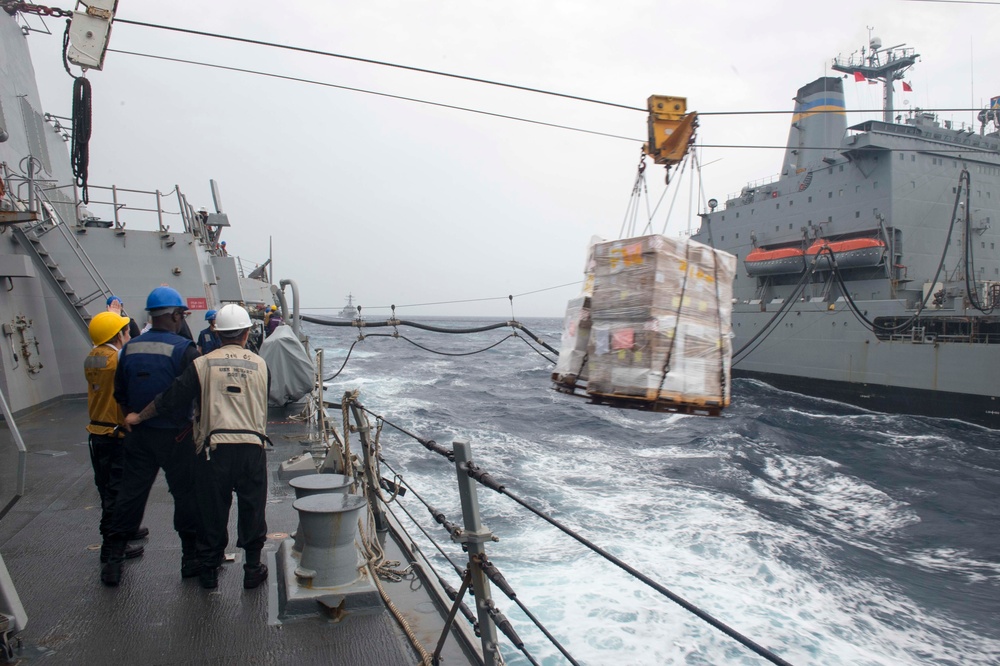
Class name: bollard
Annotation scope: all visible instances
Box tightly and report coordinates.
[292,493,367,588]
[288,474,353,552]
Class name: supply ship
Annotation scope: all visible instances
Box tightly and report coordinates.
[693,38,1000,428]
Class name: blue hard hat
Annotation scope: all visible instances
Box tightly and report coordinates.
[145,286,184,311]
[205,309,217,321]
[106,295,122,307]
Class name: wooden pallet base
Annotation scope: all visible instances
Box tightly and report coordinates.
[585,390,724,416]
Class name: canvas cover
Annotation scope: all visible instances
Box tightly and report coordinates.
[259,325,315,406]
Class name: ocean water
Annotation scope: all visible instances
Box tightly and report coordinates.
[307,317,1000,666]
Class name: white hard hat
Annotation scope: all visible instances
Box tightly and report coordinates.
[214,303,252,332]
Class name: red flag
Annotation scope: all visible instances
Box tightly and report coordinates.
[853,71,866,82]
[902,81,912,92]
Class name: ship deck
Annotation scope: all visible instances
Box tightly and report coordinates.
[0,397,477,665]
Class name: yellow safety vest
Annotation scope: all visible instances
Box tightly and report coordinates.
[192,346,269,454]
[85,345,124,437]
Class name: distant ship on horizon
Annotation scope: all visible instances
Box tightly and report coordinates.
[338,293,357,318]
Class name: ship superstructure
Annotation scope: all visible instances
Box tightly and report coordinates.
[693,39,1000,427]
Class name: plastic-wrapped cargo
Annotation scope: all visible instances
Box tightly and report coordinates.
[585,234,735,409]
[553,237,602,390]
[552,296,591,389]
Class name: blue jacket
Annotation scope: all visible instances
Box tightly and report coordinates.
[114,328,197,429]
[197,327,221,354]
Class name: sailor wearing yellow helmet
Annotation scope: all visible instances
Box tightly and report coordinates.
[85,312,146,566]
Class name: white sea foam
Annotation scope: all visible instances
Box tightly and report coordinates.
[305,322,1000,666]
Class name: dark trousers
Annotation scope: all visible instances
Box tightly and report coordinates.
[88,433,124,538]
[107,425,198,541]
[195,444,267,567]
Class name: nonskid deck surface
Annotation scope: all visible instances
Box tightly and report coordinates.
[0,397,464,665]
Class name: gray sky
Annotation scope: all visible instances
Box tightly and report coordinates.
[25,0,1000,317]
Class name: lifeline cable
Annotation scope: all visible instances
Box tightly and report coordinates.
[357,403,792,666]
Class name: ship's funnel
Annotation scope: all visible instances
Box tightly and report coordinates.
[782,77,846,176]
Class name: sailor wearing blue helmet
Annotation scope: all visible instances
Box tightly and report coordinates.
[197,309,221,355]
[100,285,201,587]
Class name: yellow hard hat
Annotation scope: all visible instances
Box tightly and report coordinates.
[89,311,131,345]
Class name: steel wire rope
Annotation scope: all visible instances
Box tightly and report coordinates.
[397,333,518,357]
[370,426,577,665]
[354,402,791,665]
[655,152,692,236]
[378,447,592,665]
[111,17,645,112]
[513,334,557,364]
[103,51,998,158]
[470,475,794,666]
[305,280,582,312]
[94,21,1000,123]
[107,49,640,143]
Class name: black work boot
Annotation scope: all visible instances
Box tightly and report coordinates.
[100,539,127,587]
[199,565,219,590]
[180,534,201,579]
[100,542,144,563]
[127,526,150,540]
[243,563,268,589]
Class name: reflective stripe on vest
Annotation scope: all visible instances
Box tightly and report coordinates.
[85,345,123,436]
[119,330,193,428]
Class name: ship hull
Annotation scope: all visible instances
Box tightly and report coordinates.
[732,305,1000,428]
[735,368,999,428]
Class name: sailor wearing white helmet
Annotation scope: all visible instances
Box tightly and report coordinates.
[125,303,271,591]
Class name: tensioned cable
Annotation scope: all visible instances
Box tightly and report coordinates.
[112,17,646,112]
[112,17,992,118]
[356,402,792,666]
[107,49,640,143]
[106,51,994,154]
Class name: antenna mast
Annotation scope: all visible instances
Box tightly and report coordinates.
[832,36,919,123]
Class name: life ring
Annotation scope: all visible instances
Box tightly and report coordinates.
[771,191,778,198]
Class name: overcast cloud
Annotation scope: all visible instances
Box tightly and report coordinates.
[24,0,1000,317]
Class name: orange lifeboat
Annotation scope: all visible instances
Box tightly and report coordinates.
[744,247,805,276]
[806,238,886,270]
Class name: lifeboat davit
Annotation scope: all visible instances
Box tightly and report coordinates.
[806,238,886,270]
[744,247,805,277]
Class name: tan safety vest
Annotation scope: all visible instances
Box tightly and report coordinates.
[85,345,124,437]
[192,346,269,454]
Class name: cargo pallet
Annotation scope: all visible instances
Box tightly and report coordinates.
[585,390,725,417]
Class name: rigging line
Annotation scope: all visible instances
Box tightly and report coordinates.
[514,335,557,364]
[112,18,646,113]
[362,281,582,310]
[380,464,579,666]
[479,483,792,665]
[107,49,642,143]
[397,333,518,357]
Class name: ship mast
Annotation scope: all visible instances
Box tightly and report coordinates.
[832,36,918,123]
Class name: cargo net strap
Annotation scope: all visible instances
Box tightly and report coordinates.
[654,239,691,398]
[351,400,793,666]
